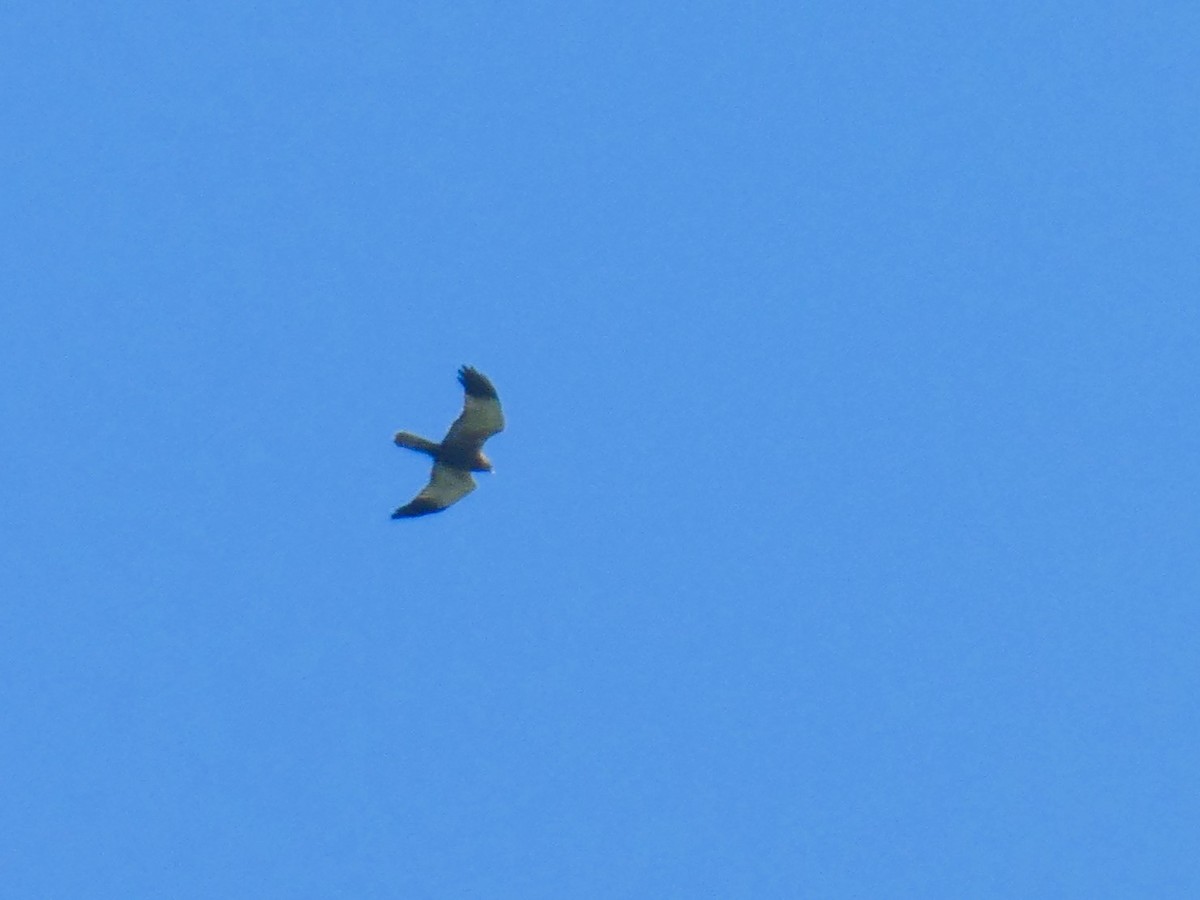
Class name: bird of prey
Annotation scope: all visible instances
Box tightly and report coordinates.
[391,366,505,518]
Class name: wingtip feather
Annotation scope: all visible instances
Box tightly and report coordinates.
[458,365,499,399]
[391,497,446,518]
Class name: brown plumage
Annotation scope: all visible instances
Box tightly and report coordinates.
[391,366,505,518]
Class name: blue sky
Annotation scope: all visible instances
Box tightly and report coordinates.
[3,3,1198,897]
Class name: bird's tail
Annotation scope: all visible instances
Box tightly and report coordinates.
[393,432,441,456]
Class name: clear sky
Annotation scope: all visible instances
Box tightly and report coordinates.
[3,3,1198,897]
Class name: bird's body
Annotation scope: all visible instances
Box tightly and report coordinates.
[391,366,504,518]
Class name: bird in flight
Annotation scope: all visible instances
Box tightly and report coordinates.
[391,366,505,518]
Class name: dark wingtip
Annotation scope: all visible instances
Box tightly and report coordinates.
[458,365,498,399]
[391,497,446,518]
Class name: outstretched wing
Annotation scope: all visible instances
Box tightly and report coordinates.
[392,463,476,518]
[442,365,504,453]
